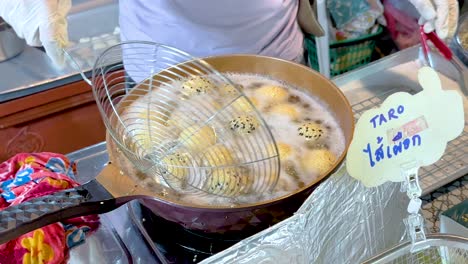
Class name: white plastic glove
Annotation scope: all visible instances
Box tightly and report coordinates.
[409,0,459,40]
[0,0,71,67]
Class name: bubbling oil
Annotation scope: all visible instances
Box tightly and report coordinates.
[178,73,346,206]
[124,72,346,206]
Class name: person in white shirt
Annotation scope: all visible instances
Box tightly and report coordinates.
[0,0,459,67]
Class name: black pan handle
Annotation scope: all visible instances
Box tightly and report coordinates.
[0,179,132,244]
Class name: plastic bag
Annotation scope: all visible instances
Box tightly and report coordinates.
[383,0,422,49]
[201,165,409,264]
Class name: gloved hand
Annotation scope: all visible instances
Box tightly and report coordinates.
[0,0,71,67]
[409,0,459,41]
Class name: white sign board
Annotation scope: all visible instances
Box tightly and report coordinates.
[346,67,465,187]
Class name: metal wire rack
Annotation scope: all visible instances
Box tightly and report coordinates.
[64,41,281,198]
[351,86,468,195]
[362,234,468,264]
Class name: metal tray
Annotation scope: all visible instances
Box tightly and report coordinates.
[66,143,133,264]
[67,143,160,263]
[334,45,468,195]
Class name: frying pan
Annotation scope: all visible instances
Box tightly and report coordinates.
[0,54,354,244]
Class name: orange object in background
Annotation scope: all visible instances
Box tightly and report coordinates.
[0,80,106,162]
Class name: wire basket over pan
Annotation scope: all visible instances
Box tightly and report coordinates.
[90,41,280,197]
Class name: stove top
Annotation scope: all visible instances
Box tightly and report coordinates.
[127,201,242,263]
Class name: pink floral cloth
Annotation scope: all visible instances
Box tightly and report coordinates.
[0,153,100,264]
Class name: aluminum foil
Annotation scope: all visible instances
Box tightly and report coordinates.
[201,165,410,263]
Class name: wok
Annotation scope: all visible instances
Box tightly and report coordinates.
[0,54,354,243]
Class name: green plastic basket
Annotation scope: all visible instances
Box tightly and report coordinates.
[305,26,383,76]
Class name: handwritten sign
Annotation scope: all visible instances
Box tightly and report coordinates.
[346,67,465,187]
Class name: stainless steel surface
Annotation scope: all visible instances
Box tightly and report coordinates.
[68,141,108,184]
[66,143,160,263]
[361,234,468,264]
[0,0,119,103]
[333,46,467,97]
[334,45,468,195]
[0,19,25,62]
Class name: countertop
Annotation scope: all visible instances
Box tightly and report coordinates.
[0,0,119,103]
[0,46,84,102]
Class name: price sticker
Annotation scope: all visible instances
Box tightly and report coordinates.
[346,67,465,187]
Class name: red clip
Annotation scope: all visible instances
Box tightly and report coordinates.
[419,25,453,61]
